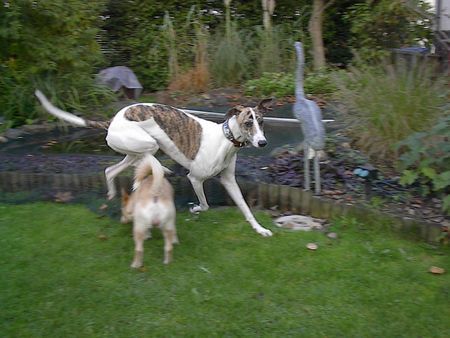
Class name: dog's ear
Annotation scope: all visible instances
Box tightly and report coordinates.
[224,105,244,120]
[256,98,274,114]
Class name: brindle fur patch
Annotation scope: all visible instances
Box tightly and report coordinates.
[86,120,110,130]
[124,104,202,160]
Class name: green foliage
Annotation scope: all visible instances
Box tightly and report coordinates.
[397,115,450,213]
[322,0,364,65]
[253,15,308,76]
[333,61,448,160]
[110,31,169,92]
[99,0,432,90]
[244,72,294,97]
[162,7,211,92]
[0,0,114,126]
[0,0,439,125]
[102,1,208,91]
[210,12,250,86]
[257,28,283,74]
[244,70,336,98]
[304,69,337,95]
[162,12,180,81]
[345,0,433,62]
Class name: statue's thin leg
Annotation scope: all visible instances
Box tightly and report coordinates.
[304,143,310,191]
[314,154,321,195]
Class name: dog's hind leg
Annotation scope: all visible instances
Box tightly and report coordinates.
[187,173,209,213]
[172,229,179,244]
[162,228,175,264]
[105,155,138,200]
[131,223,147,268]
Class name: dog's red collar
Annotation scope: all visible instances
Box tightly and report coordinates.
[222,120,247,148]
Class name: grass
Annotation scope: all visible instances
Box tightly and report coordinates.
[0,202,449,337]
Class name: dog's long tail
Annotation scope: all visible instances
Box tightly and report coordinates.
[133,155,165,194]
[34,90,110,129]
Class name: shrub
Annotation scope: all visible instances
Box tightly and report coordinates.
[332,61,448,160]
[397,115,450,214]
[0,1,114,127]
[166,8,210,93]
[210,23,251,86]
[244,71,336,98]
[244,72,294,97]
[304,69,337,96]
[345,0,433,63]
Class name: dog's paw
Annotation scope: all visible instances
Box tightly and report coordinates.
[107,191,116,200]
[189,205,202,214]
[130,261,143,269]
[256,227,273,237]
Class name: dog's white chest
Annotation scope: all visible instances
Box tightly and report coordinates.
[188,125,237,178]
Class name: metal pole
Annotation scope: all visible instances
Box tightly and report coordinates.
[304,143,310,191]
[314,154,321,195]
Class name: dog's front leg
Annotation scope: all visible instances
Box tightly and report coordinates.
[220,157,272,237]
[187,173,209,213]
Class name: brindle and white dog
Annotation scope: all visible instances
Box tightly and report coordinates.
[35,90,274,236]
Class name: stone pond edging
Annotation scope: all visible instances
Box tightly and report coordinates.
[0,171,443,244]
[254,182,442,244]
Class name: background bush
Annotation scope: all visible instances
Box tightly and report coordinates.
[344,0,432,63]
[397,115,450,214]
[0,0,115,126]
[0,0,436,127]
[244,70,336,98]
[332,61,448,160]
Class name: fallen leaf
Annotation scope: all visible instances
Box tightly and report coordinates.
[306,243,318,251]
[97,234,108,241]
[327,232,338,239]
[54,191,73,203]
[199,266,211,274]
[429,266,445,275]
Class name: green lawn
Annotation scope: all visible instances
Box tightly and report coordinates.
[0,202,449,337]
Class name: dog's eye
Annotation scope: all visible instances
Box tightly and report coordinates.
[245,121,253,128]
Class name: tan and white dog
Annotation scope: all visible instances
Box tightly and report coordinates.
[35,90,273,237]
[121,154,178,267]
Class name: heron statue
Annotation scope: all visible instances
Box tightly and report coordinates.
[292,41,325,194]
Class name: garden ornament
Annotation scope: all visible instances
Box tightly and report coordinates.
[97,66,143,99]
[353,164,378,201]
[293,41,325,194]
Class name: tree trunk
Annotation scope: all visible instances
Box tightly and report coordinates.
[262,0,275,31]
[308,0,327,70]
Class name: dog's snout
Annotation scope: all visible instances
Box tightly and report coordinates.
[258,140,267,147]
